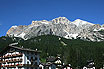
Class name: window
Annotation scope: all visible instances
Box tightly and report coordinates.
[19,51,22,54]
[27,56,29,59]
[35,57,37,60]
[31,62,33,65]
[27,61,29,64]
[35,67,38,69]
[35,53,37,55]
[35,62,37,65]
[31,57,33,61]
[31,52,33,54]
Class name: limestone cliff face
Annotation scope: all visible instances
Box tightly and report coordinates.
[7,17,104,41]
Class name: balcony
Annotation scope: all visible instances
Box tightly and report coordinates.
[1,65,16,68]
[0,60,6,63]
[1,53,23,59]
[1,64,23,68]
[20,64,39,67]
[7,58,22,63]
[0,59,22,63]
[1,64,39,68]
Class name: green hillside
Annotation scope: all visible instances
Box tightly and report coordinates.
[0,35,104,68]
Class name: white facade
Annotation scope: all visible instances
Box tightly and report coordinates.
[0,46,40,69]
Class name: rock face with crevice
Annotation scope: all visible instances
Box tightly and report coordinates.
[7,17,104,41]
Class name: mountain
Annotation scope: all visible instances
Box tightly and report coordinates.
[7,17,104,41]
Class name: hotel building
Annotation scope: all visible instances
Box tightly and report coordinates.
[0,45,41,69]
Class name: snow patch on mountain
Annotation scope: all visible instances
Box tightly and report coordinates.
[72,19,94,26]
[64,34,78,39]
[63,29,78,39]
[18,32,26,39]
[93,28,104,31]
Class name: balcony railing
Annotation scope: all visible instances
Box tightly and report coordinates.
[1,65,16,68]
[18,64,39,67]
[7,59,22,63]
[1,53,23,59]
[0,59,22,63]
[0,60,6,63]
[1,64,39,68]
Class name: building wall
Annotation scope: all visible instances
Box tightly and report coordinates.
[1,50,23,69]
[24,51,40,64]
[0,48,40,69]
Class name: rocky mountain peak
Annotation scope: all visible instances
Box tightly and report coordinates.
[72,19,94,26]
[52,17,70,24]
[31,20,49,25]
[7,17,104,42]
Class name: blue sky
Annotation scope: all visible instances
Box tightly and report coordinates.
[0,0,104,37]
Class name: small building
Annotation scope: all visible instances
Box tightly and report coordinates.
[39,63,44,69]
[63,64,72,69]
[0,45,41,69]
[83,60,95,69]
[41,56,56,69]
[42,56,63,69]
[43,62,56,69]
[54,56,63,69]
[46,56,56,63]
